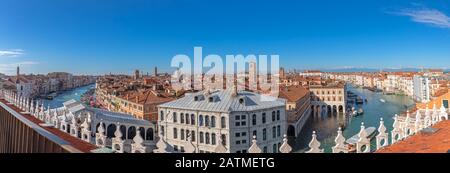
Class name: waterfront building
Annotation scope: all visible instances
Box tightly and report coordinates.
[416,88,449,110]
[399,75,414,96]
[309,81,346,115]
[157,89,287,153]
[413,75,431,103]
[279,85,311,137]
[7,66,33,98]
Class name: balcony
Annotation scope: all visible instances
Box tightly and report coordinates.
[0,99,96,153]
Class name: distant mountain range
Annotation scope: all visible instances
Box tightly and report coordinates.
[295,67,450,73]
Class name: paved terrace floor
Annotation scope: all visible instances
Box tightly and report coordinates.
[377,120,450,153]
[0,99,97,153]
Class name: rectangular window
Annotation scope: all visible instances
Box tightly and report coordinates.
[241,132,246,136]
[235,133,240,137]
[235,122,240,126]
[235,115,240,120]
[236,141,241,145]
[444,100,449,109]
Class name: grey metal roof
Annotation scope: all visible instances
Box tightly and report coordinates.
[158,89,286,113]
[88,107,152,126]
[62,99,151,126]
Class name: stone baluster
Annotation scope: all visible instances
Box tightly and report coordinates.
[112,122,125,153]
[332,127,347,153]
[356,122,370,153]
[131,128,147,153]
[52,111,60,129]
[414,111,422,133]
[279,134,293,153]
[391,114,403,144]
[376,118,388,150]
[153,129,173,153]
[432,104,438,125]
[404,111,412,137]
[81,118,91,142]
[183,132,196,153]
[70,116,79,137]
[248,136,263,153]
[95,121,107,148]
[306,131,324,153]
[439,102,448,121]
[214,137,228,153]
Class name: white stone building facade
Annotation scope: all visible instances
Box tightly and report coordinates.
[157,89,287,153]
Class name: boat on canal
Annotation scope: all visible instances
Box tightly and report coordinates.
[356,96,364,104]
[380,99,386,103]
[357,108,364,115]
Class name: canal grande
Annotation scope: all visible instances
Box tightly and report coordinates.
[40,83,414,153]
[41,84,95,109]
[292,84,415,153]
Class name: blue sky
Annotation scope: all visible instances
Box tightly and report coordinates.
[1,0,450,75]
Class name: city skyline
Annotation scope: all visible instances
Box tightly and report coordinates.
[1,0,450,75]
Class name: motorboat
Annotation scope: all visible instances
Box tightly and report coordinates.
[356,96,364,104]
[357,108,364,115]
[380,99,386,103]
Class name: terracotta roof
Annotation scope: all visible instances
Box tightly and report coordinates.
[377,120,450,153]
[279,85,309,102]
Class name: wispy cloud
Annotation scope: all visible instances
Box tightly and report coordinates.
[0,61,39,74]
[0,49,24,57]
[390,6,450,28]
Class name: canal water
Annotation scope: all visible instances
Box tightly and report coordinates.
[292,84,415,153]
[41,84,95,109]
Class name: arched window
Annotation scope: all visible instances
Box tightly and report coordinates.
[221,117,226,128]
[199,132,204,143]
[161,126,165,136]
[273,144,277,153]
[263,128,267,141]
[205,115,210,127]
[205,133,210,144]
[180,113,184,123]
[191,114,195,125]
[262,113,266,124]
[191,130,195,142]
[180,129,185,140]
[277,110,280,121]
[173,112,177,123]
[160,111,164,121]
[252,114,257,125]
[272,126,276,139]
[173,128,178,139]
[146,128,154,140]
[263,146,267,153]
[186,130,189,141]
[199,115,204,126]
[272,111,276,121]
[211,116,216,128]
[221,134,226,146]
[185,114,190,124]
[277,125,281,137]
[211,133,216,145]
